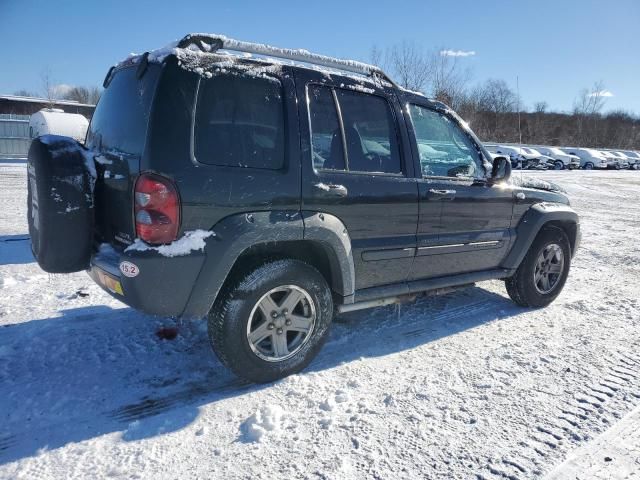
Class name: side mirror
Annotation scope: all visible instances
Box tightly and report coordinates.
[490,156,511,183]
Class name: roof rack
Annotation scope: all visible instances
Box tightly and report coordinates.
[177,33,398,88]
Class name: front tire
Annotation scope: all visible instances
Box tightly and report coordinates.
[208,259,333,383]
[554,160,564,170]
[583,162,594,170]
[505,228,571,308]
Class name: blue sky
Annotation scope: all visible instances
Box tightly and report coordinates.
[1,0,638,114]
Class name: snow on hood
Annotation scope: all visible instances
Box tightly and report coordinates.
[509,175,566,193]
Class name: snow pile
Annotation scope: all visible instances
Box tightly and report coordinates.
[241,404,287,443]
[125,230,215,257]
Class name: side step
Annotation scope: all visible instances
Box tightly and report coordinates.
[337,268,512,314]
[337,284,474,314]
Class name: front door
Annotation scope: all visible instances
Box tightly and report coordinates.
[294,70,419,290]
[405,103,514,280]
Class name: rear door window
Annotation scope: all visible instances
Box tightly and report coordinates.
[194,73,285,169]
[307,85,402,174]
[335,89,402,174]
[308,85,345,171]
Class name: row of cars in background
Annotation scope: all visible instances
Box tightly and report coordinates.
[484,143,640,171]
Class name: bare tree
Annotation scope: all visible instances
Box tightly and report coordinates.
[534,101,548,114]
[40,68,55,106]
[472,79,519,140]
[385,41,432,92]
[369,45,385,69]
[63,86,102,105]
[573,81,610,145]
[428,48,473,109]
[13,89,37,97]
[573,80,609,116]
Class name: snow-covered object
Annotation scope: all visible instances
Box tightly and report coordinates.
[125,230,215,257]
[509,174,566,193]
[241,405,286,443]
[29,110,89,144]
[37,134,97,194]
[175,33,384,78]
[117,33,394,89]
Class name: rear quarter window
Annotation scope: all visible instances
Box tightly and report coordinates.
[86,65,160,156]
[194,73,285,169]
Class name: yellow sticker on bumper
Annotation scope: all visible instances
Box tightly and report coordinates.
[96,269,124,296]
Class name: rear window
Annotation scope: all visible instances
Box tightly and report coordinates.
[194,73,285,169]
[86,65,160,156]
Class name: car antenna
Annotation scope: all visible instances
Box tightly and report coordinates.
[517,75,523,179]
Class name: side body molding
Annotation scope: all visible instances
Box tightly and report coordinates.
[500,202,580,270]
[302,211,356,303]
[181,211,304,319]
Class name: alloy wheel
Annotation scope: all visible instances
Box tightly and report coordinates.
[246,285,316,362]
[534,244,565,294]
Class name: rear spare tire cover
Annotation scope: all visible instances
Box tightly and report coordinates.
[27,135,95,273]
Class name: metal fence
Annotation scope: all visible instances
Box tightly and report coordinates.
[0,114,30,160]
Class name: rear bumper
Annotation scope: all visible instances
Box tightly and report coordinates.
[88,243,206,318]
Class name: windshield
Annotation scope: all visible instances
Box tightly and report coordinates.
[86,65,160,157]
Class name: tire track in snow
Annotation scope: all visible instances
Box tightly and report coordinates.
[108,377,252,422]
[480,346,640,480]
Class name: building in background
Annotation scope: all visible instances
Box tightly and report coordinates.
[0,95,95,160]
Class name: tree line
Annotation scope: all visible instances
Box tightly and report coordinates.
[14,70,102,106]
[371,42,640,150]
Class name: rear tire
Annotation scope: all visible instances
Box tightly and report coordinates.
[505,228,571,308]
[208,259,333,383]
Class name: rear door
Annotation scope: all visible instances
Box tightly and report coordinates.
[294,69,419,290]
[405,102,514,279]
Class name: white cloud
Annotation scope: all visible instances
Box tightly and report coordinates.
[51,83,74,98]
[440,49,476,57]
[588,89,614,97]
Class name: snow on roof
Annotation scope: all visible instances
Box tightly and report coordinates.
[118,33,397,88]
[0,94,95,108]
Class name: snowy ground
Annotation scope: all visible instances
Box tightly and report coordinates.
[1,164,639,479]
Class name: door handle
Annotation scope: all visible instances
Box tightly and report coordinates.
[428,188,457,200]
[315,183,348,197]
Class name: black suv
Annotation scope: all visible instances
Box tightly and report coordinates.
[27,34,580,383]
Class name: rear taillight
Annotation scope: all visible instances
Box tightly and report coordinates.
[134,173,180,244]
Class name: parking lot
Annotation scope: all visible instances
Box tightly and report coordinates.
[1,164,639,479]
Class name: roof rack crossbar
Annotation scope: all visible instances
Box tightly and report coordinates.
[177,33,398,88]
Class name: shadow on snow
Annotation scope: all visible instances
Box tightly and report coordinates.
[0,284,522,464]
[0,235,33,267]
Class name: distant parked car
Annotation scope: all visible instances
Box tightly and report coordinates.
[535,146,581,170]
[620,150,640,170]
[29,109,89,144]
[600,151,628,169]
[607,151,633,170]
[484,145,547,170]
[563,148,610,170]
